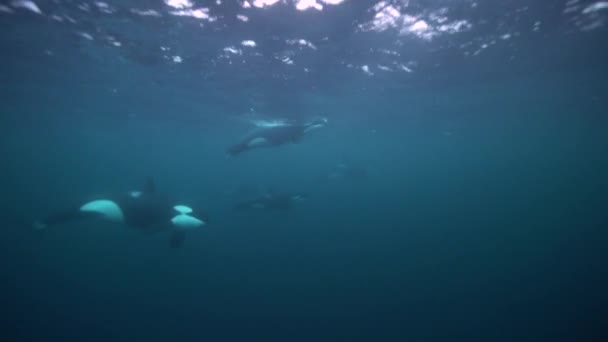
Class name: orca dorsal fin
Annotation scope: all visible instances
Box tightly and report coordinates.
[144,177,156,194]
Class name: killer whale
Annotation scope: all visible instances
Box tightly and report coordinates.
[33,177,207,248]
[227,117,327,156]
[315,158,369,185]
[234,191,308,212]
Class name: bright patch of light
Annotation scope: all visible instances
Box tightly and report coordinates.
[406,20,436,40]
[172,56,183,63]
[165,0,193,9]
[296,0,323,11]
[237,14,249,21]
[361,65,373,75]
[411,20,429,31]
[379,48,399,56]
[224,46,242,55]
[300,39,315,49]
[170,8,211,20]
[78,32,94,40]
[397,64,413,73]
[106,35,121,46]
[438,20,471,33]
[322,0,345,4]
[287,39,317,50]
[501,33,511,40]
[131,9,162,17]
[362,3,469,41]
[10,0,41,14]
[583,1,608,14]
[241,40,256,47]
[243,1,252,8]
[253,0,280,8]
[95,2,114,14]
[377,65,392,72]
[252,119,289,127]
[368,3,402,32]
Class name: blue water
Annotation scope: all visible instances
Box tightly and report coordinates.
[1,0,607,341]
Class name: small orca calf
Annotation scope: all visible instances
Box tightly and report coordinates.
[234,191,308,212]
[227,117,327,156]
[33,177,207,248]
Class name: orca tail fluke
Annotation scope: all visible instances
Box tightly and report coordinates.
[1,211,43,231]
[169,230,186,248]
[227,143,248,157]
[33,208,100,230]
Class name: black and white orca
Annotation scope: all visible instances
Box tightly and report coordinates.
[227,117,327,156]
[234,191,308,212]
[33,178,207,248]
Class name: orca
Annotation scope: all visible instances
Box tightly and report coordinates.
[227,117,327,156]
[234,191,308,212]
[33,177,207,248]
[315,159,369,185]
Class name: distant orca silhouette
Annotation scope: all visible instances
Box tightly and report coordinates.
[234,191,308,212]
[316,161,369,184]
[33,177,207,248]
[227,118,327,156]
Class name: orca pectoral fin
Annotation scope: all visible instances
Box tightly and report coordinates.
[1,212,40,232]
[169,230,186,248]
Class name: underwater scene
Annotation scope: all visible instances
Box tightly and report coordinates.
[1,0,607,341]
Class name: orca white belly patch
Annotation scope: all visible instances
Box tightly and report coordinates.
[171,205,205,229]
[80,199,125,223]
[174,205,193,214]
[247,137,269,148]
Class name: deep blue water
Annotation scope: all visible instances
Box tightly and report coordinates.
[1,0,607,341]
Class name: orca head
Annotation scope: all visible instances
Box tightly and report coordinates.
[170,205,207,230]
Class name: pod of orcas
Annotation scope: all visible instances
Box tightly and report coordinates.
[32,116,367,248]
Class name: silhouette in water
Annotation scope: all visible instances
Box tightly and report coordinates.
[227,117,327,156]
[33,177,207,248]
[315,156,369,185]
[234,191,308,212]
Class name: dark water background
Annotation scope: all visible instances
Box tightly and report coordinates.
[1,0,608,341]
